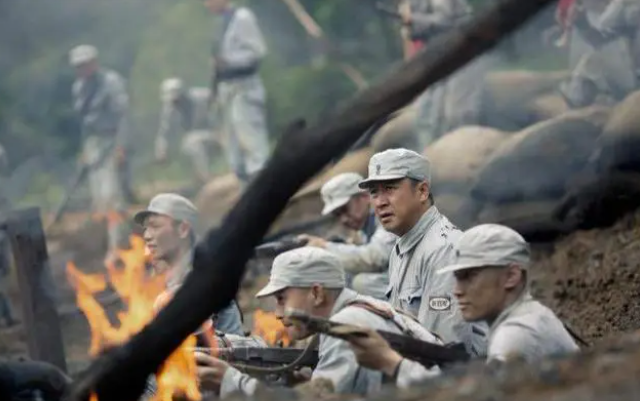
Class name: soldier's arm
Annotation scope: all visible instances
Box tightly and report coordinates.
[155,101,178,155]
[395,358,441,388]
[215,301,245,336]
[326,228,395,274]
[596,0,640,37]
[105,72,130,146]
[219,366,261,397]
[221,8,267,69]
[409,0,471,39]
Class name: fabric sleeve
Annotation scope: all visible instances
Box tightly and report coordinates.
[221,8,267,69]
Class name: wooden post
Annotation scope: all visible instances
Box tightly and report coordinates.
[2,207,67,372]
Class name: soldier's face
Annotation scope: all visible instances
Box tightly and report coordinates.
[75,60,97,79]
[333,194,371,231]
[142,214,184,264]
[368,178,429,236]
[273,286,329,341]
[203,0,228,13]
[453,265,523,322]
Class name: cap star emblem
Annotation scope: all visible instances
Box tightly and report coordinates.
[376,164,381,175]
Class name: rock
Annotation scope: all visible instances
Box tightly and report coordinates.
[594,90,640,173]
[424,126,509,194]
[370,105,419,153]
[471,106,611,204]
[484,70,569,131]
[194,174,241,228]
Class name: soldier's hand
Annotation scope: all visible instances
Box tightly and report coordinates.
[342,327,403,377]
[297,234,328,249]
[195,352,229,393]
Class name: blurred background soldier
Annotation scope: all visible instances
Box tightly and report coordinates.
[69,44,131,259]
[204,0,271,187]
[402,0,498,149]
[156,78,217,184]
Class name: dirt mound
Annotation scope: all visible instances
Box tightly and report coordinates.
[531,208,640,341]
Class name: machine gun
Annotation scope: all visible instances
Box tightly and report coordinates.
[285,309,469,369]
[192,345,319,387]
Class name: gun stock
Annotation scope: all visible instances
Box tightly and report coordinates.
[285,310,469,368]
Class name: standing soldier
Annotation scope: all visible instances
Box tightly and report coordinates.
[401,0,497,149]
[69,45,130,259]
[203,0,271,187]
[297,173,396,300]
[358,148,487,356]
[156,78,217,184]
[344,224,580,387]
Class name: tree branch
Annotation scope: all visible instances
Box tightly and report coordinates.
[66,0,558,400]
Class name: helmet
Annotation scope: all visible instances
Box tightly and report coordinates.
[69,45,98,66]
[161,78,184,101]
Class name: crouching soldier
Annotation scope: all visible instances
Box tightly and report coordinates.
[195,247,441,398]
[134,193,243,334]
[343,224,580,387]
[298,172,396,300]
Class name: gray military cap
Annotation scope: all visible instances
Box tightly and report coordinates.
[69,45,98,66]
[359,148,431,189]
[320,172,366,215]
[134,193,199,230]
[256,247,346,298]
[438,224,530,275]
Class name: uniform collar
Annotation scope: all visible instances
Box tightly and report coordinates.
[166,249,193,290]
[488,290,533,334]
[330,288,359,316]
[396,206,440,256]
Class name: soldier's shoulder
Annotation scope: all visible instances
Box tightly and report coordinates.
[102,69,125,85]
[189,87,211,100]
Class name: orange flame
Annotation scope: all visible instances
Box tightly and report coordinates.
[252,310,291,347]
[67,235,205,401]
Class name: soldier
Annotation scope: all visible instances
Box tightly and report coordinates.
[402,0,498,149]
[134,193,243,335]
[194,247,442,397]
[559,0,640,108]
[297,172,396,300]
[358,148,486,355]
[69,45,130,258]
[156,78,217,184]
[344,224,579,387]
[203,0,271,186]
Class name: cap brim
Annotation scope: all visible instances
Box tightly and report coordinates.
[321,196,351,216]
[437,262,486,275]
[255,282,288,298]
[133,210,156,226]
[358,174,407,189]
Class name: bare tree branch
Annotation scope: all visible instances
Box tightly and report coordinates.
[66,0,558,400]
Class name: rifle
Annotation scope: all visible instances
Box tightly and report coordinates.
[285,309,469,368]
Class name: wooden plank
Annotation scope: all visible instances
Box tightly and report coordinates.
[4,207,67,372]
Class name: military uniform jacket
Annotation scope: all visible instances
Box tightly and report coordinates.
[407,0,472,42]
[325,211,397,274]
[156,87,212,145]
[72,68,129,144]
[220,289,441,397]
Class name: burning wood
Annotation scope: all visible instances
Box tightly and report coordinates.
[66,235,208,401]
[252,310,291,347]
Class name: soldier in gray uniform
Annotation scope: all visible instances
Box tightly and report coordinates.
[134,193,243,335]
[194,247,441,397]
[359,148,487,356]
[203,0,271,186]
[560,0,640,108]
[69,45,130,257]
[404,0,498,148]
[156,78,217,184]
[298,173,396,300]
[344,224,579,387]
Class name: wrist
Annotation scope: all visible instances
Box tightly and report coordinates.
[381,351,404,377]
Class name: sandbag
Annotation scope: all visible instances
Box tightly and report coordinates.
[471,106,611,204]
[594,90,640,173]
[370,105,419,153]
[483,70,569,131]
[293,146,373,201]
[195,173,241,227]
[424,126,509,194]
[477,198,570,242]
[434,194,481,230]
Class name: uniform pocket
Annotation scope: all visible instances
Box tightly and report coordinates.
[398,287,423,318]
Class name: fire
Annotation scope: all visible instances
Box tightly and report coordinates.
[67,235,206,401]
[252,310,291,347]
